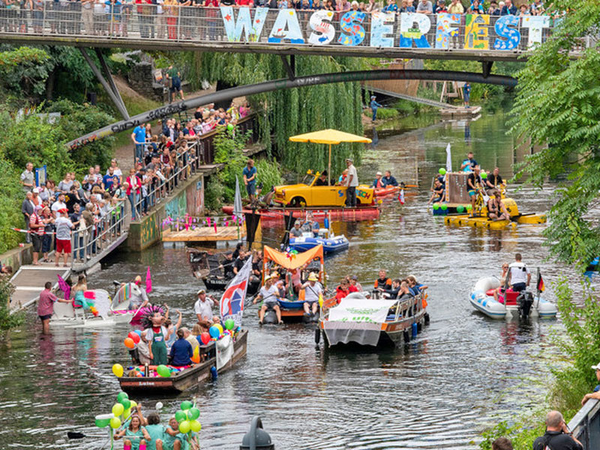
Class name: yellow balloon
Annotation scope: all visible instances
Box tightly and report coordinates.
[129,400,138,409]
[190,420,202,432]
[110,417,122,429]
[123,408,131,419]
[112,364,124,378]
[215,324,223,334]
[112,403,125,417]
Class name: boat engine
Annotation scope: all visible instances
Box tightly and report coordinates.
[517,291,534,319]
[263,309,278,325]
[240,417,274,450]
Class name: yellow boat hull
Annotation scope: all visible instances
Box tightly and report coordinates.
[515,214,547,224]
[444,215,515,230]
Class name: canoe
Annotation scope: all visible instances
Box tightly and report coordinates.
[374,186,399,197]
[202,276,260,295]
[290,235,349,254]
[221,206,380,223]
[318,292,429,348]
[118,329,248,393]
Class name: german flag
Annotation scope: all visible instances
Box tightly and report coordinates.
[537,273,545,293]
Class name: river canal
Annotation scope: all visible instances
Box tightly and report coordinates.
[0,107,577,449]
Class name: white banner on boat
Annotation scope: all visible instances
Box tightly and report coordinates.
[216,334,234,370]
[328,298,397,324]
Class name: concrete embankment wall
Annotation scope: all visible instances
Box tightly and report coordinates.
[0,245,33,274]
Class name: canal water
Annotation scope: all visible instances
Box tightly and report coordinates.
[0,108,577,449]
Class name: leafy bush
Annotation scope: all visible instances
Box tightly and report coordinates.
[213,128,253,203]
[204,177,225,214]
[370,108,399,120]
[255,158,283,194]
[0,159,25,253]
[0,275,24,334]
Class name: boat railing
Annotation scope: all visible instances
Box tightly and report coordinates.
[568,398,600,450]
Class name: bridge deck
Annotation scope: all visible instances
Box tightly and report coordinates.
[10,264,71,310]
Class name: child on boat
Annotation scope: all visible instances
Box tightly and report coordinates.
[72,275,87,308]
[114,414,151,450]
[164,417,199,450]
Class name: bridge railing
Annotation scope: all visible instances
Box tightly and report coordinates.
[130,114,258,221]
[568,399,600,450]
[0,5,585,54]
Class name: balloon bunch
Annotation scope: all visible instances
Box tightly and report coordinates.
[207,320,237,342]
[285,248,298,261]
[174,400,202,436]
[94,391,138,431]
[124,330,142,350]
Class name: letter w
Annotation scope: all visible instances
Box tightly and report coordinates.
[221,7,268,42]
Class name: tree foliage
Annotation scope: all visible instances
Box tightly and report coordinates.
[0,46,53,103]
[0,275,23,334]
[509,0,600,270]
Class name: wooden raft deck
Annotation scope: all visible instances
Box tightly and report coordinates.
[162,226,246,243]
[440,105,482,117]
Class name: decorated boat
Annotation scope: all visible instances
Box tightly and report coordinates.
[221,205,380,223]
[260,245,325,324]
[110,282,153,324]
[117,329,248,393]
[317,291,429,348]
[290,229,349,254]
[469,277,557,320]
[50,289,132,328]
[187,249,260,294]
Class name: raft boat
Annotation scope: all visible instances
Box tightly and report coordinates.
[469,277,557,320]
[50,289,132,328]
[318,292,429,348]
[289,229,349,254]
[221,206,380,223]
[118,329,248,393]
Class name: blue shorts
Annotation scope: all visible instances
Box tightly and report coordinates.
[468,190,477,197]
[246,183,256,196]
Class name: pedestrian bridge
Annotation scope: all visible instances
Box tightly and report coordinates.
[0,5,589,62]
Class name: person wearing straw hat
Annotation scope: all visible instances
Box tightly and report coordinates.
[254,275,282,324]
[301,272,323,316]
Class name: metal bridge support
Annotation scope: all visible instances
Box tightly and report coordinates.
[80,48,130,120]
[280,55,296,81]
[481,61,494,79]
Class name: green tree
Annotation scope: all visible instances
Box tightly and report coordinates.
[510,0,600,270]
[0,276,24,334]
[0,46,53,104]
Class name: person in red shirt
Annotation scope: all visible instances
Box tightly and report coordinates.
[37,281,71,334]
[335,279,350,304]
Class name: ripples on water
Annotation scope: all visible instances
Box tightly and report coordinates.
[0,110,578,449]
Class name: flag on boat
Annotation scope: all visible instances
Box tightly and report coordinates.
[445,143,452,173]
[220,256,253,327]
[233,176,243,220]
[537,273,545,293]
[145,266,152,294]
[57,274,70,300]
[398,189,405,205]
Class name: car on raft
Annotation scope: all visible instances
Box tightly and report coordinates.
[273,170,375,208]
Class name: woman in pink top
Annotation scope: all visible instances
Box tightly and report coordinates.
[126,168,142,220]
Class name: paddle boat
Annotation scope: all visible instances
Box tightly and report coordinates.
[110,282,154,324]
[118,329,248,393]
[259,245,326,324]
[317,291,429,348]
[469,277,557,320]
[50,289,132,328]
[290,229,349,255]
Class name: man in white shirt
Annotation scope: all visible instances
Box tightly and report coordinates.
[301,272,323,316]
[51,193,67,218]
[253,275,282,324]
[194,289,215,323]
[345,158,359,207]
[20,162,35,194]
[508,253,531,292]
[416,0,433,13]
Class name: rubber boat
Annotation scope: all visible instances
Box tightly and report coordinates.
[118,329,248,393]
[221,206,380,223]
[317,291,429,348]
[260,245,325,324]
[290,229,349,254]
[469,277,557,320]
[50,289,133,328]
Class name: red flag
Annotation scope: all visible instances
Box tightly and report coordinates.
[537,273,545,293]
[145,266,152,294]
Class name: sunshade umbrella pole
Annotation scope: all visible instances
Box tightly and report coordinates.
[328,143,332,186]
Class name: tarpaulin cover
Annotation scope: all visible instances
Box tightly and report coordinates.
[263,245,323,270]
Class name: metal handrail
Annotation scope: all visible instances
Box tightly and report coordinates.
[568,398,600,450]
[0,5,577,54]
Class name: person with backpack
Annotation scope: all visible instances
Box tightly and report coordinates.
[532,411,583,450]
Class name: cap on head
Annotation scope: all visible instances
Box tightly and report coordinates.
[376,171,382,176]
[308,273,318,282]
[197,289,205,295]
[346,158,353,163]
[33,188,40,194]
[592,363,600,371]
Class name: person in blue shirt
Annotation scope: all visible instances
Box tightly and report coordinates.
[370,96,383,122]
[460,152,478,172]
[372,171,385,189]
[382,170,398,187]
[169,329,193,366]
[463,82,471,108]
[243,159,258,203]
[382,0,398,13]
[501,0,517,15]
[131,123,146,165]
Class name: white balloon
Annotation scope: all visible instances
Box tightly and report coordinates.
[155,402,163,410]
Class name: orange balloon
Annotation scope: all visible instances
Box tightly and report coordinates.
[124,337,135,349]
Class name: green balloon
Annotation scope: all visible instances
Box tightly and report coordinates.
[117,392,129,404]
[157,365,171,378]
[433,203,440,210]
[466,204,472,210]
[439,168,446,175]
[457,205,465,213]
[481,172,488,179]
[180,401,193,411]
[188,407,200,421]
[227,123,234,131]
[224,319,235,331]
[441,204,448,210]
[121,399,131,410]
[95,418,111,428]
[179,420,191,434]
[175,410,187,423]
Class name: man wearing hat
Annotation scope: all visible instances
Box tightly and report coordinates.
[194,289,215,323]
[372,171,384,189]
[345,158,359,208]
[581,363,600,406]
[290,220,303,238]
[54,208,74,267]
[301,272,323,316]
[253,275,282,324]
[370,95,382,122]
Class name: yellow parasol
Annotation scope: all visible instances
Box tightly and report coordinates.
[289,129,372,186]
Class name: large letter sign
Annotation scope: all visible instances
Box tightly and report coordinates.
[370,12,395,48]
[494,15,521,50]
[521,15,549,48]
[435,13,460,49]
[399,13,432,48]
[308,10,335,45]
[221,7,268,42]
[464,14,489,50]
[338,11,366,46]
[268,9,305,44]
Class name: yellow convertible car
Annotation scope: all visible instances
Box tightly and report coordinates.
[273,171,375,207]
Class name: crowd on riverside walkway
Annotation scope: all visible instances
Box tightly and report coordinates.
[18,101,250,266]
[0,0,553,38]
